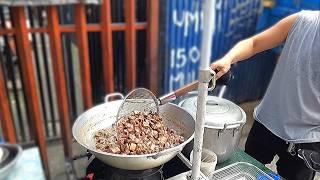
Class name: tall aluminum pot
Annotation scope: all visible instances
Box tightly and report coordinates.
[72,93,195,170]
[179,95,246,163]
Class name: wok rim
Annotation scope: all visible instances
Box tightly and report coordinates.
[72,102,195,158]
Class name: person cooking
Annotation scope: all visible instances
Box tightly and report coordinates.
[211,10,320,180]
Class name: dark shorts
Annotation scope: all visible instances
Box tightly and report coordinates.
[245,120,319,180]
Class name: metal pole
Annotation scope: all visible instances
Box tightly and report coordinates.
[199,0,216,70]
[190,0,216,179]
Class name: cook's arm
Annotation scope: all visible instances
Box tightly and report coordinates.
[211,13,298,79]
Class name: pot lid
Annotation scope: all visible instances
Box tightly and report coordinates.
[179,96,245,129]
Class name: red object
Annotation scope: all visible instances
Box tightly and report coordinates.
[125,0,137,90]
[86,173,94,180]
[101,0,115,93]
[11,6,50,178]
[147,0,159,94]
[47,6,73,159]
[75,4,93,108]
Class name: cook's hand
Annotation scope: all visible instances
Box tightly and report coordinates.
[210,57,232,80]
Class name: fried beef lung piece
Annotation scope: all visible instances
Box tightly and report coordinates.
[94,111,184,155]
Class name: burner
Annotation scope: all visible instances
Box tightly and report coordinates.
[85,153,190,180]
[106,165,164,180]
[86,158,164,180]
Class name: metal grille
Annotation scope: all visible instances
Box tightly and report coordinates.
[117,88,159,120]
[210,162,273,180]
[0,1,155,144]
[0,1,158,177]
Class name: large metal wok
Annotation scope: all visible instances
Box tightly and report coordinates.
[72,94,195,170]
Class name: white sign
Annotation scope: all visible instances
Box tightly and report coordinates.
[168,8,203,92]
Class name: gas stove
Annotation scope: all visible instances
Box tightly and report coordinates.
[85,155,190,180]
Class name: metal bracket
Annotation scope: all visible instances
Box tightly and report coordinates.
[104,92,124,102]
[199,69,216,91]
[177,152,209,180]
[232,123,245,137]
[217,123,228,137]
[199,69,215,83]
[65,158,77,180]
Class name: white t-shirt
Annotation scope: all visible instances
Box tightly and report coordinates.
[254,10,320,143]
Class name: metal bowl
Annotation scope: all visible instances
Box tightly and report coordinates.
[0,144,22,179]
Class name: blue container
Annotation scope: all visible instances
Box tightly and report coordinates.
[257,172,281,180]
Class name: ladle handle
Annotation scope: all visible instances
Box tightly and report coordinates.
[159,70,232,105]
[158,81,200,105]
[216,69,233,85]
[174,81,199,97]
[173,70,232,97]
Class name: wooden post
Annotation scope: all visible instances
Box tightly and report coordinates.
[47,6,73,159]
[0,58,16,143]
[101,0,115,93]
[125,0,137,91]
[11,7,50,179]
[75,4,93,108]
[147,0,159,94]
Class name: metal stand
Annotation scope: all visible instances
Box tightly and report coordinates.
[189,0,216,179]
[65,158,77,180]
